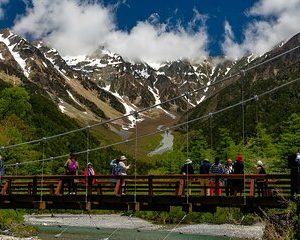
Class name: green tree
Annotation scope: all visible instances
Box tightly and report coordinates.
[278,113,300,159]
[215,128,236,161]
[248,123,278,158]
[0,87,31,119]
[188,129,214,163]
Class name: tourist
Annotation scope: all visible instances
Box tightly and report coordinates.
[180,159,194,175]
[200,159,211,174]
[84,162,96,184]
[117,156,131,176]
[256,160,267,196]
[209,157,224,195]
[110,158,120,185]
[232,153,245,196]
[200,159,211,195]
[64,153,79,194]
[117,155,130,194]
[224,159,234,196]
[289,149,300,196]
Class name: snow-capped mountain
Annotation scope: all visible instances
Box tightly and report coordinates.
[0,28,262,132]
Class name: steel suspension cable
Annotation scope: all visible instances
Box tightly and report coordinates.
[161,214,187,240]
[4,74,300,169]
[240,72,246,204]
[40,139,46,202]
[2,44,299,151]
[85,127,90,205]
[209,113,213,149]
[185,93,190,204]
[134,112,138,204]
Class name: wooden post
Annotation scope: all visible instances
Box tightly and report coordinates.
[176,179,185,196]
[249,179,255,197]
[114,179,122,196]
[54,180,63,195]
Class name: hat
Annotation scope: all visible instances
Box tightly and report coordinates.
[236,154,244,161]
[185,159,192,164]
[120,155,127,161]
[87,162,92,166]
[257,160,263,166]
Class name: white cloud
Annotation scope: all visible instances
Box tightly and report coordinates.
[13,0,209,63]
[0,0,9,19]
[222,0,300,59]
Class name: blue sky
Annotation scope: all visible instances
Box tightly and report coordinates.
[1,0,300,62]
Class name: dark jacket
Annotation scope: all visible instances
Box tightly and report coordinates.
[181,163,194,174]
[200,160,211,174]
[233,161,244,174]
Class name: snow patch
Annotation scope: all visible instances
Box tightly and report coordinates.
[58,105,66,113]
[147,62,165,70]
[225,67,231,75]
[102,85,143,129]
[197,95,206,104]
[156,71,165,75]
[0,33,30,77]
[148,84,176,119]
[67,90,83,107]
[135,69,150,79]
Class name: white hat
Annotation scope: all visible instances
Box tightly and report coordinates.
[120,155,127,161]
[185,159,192,164]
[87,162,92,166]
[257,160,263,166]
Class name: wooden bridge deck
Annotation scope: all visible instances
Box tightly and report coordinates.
[0,174,296,212]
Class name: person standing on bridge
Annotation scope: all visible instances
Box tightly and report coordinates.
[224,159,234,196]
[209,157,224,195]
[84,162,96,185]
[180,159,194,175]
[232,153,245,196]
[289,149,300,197]
[117,156,131,195]
[200,159,211,195]
[64,153,79,194]
[256,160,267,196]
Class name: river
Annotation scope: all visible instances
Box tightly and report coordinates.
[25,214,263,240]
[37,225,232,240]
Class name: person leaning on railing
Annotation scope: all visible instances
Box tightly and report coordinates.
[116,155,131,195]
[64,153,79,194]
[232,154,245,196]
[224,159,234,196]
[256,160,267,196]
[209,157,224,196]
[200,159,211,196]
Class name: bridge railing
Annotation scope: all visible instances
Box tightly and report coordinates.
[0,174,292,198]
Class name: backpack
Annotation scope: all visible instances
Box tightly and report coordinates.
[110,160,119,175]
[68,160,77,172]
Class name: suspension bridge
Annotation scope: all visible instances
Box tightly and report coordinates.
[0,43,300,214]
[0,173,297,212]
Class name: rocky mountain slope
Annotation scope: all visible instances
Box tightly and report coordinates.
[187,32,300,144]
[1,27,287,137]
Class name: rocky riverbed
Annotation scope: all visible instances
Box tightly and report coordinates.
[24,214,265,239]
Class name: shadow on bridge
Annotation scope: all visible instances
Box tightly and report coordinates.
[0,174,298,213]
